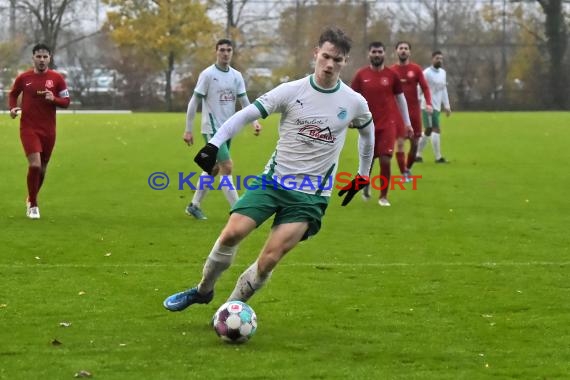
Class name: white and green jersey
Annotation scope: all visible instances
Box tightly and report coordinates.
[421,66,450,112]
[194,64,247,134]
[253,74,372,196]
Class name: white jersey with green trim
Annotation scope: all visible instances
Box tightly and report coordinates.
[421,66,450,112]
[253,74,372,196]
[194,64,247,134]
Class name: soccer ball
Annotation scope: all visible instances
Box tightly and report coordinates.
[212,301,257,344]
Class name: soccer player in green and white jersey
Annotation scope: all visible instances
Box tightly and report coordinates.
[416,50,452,163]
[164,26,374,312]
[183,39,262,220]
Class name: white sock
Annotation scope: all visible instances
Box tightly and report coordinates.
[227,261,272,302]
[417,134,429,157]
[432,132,442,160]
[220,175,239,206]
[197,238,238,294]
[191,172,211,207]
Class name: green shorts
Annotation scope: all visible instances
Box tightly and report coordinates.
[231,177,329,241]
[422,110,441,129]
[203,133,231,162]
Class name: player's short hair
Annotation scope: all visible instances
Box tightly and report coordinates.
[216,39,233,50]
[432,50,443,57]
[395,41,411,50]
[32,43,51,55]
[318,26,352,56]
[368,41,384,50]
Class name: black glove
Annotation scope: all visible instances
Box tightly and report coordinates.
[194,143,218,174]
[338,174,370,206]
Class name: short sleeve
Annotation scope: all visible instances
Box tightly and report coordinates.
[236,72,247,96]
[194,70,209,97]
[392,71,403,95]
[351,95,373,129]
[253,83,290,119]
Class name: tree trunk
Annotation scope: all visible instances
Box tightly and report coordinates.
[540,0,568,109]
[165,51,174,112]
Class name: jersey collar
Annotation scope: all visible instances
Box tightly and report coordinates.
[309,74,341,93]
[214,64,230,72]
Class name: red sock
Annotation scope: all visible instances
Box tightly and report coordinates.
[27,166,41,207]
[380,159,391,198]
[407,145,417,171]
[39,167,46,190]
[396,152,406,174]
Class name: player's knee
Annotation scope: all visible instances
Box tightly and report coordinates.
[219,227,245,246]
[218,160,233,175]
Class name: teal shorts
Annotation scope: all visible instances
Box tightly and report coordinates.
[203,133,231,162]
[231,177,329,241]
[422,110,441,129]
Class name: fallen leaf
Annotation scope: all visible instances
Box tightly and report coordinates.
[78,291,86,296]
[59,322,72,328]
[104,252,112,257]
[74,370,92,378]
[35,256,41,260]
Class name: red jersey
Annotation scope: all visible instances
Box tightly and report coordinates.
[8,69,70,134]
[390,62,431,111]
[351,66,403,130]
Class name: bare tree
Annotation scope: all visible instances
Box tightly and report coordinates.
[536,0,568,108]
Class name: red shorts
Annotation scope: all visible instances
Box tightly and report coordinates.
[397,108,422,139]
[20,129,56,162]
[374,127,396,157]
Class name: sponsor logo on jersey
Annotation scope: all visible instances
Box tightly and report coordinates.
[218,89,235,102]
[297,125,336,144]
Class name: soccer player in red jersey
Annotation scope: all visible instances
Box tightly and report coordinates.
[391,41,433,181]
[8,43,70,219]
[351,42,411,206]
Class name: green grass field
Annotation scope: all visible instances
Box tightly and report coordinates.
[1,111,569,379]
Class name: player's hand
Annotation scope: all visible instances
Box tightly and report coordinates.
[426,105,433,114]
[405,125,414,139]
[445,107,451,117]
[183,132,194,146]
[194,143,218,175]
[9,107,21,119]
[338,174,370,206]
[41,89,55,102]
[253,120,262,136]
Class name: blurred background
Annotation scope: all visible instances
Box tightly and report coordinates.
[0,0,568,112]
